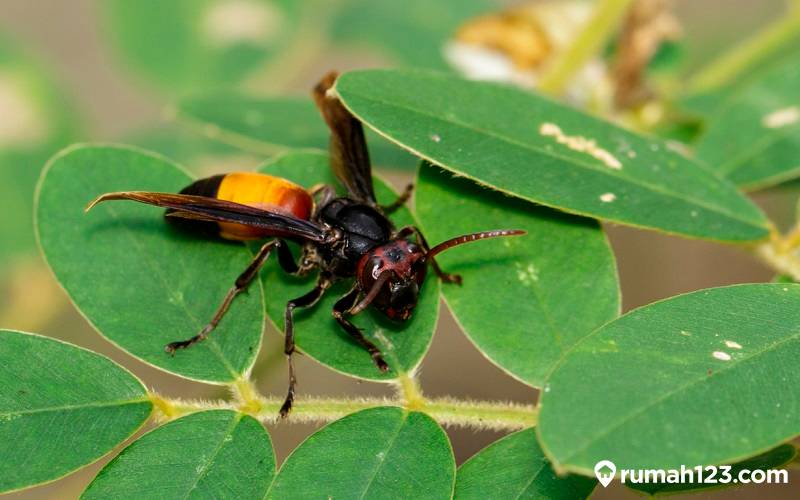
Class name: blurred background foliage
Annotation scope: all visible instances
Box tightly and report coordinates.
[0,1,797,498]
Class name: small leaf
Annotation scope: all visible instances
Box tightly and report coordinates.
[36,145,263,383]
[538,283,800,473]
[83,410,274,499]
[416,165,619,387]
[257,151,439,379]
[0,330,152,493]
[627,443,796,496]
[123,125,248,174]
[178,94,327,151]
[268,407,455,499]
[696,58,800,190]
[101,0,302,94]
[335,69,770,242]
[177,93,416,169]
[455,428,596,500]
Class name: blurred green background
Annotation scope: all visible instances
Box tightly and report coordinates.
[0,1,796,498]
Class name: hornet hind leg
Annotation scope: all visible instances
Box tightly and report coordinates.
[165,239,297,354]
[280,276,331,417]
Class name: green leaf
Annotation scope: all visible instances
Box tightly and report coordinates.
[0,330,152,493]
[416,165,619,387]
[83,410,274,500]
[627,443,796,496]
[330,0,497,69]
[123,125,249,174]
[177,93,416,169]
[268,407,455,499]
[35,145,263,383]
[101,0,301,94]
[696,58,800,190]
[178,94,326,152]
[455,429,596,500]
[256,151,440,380]
[538,283,800,473]
[335,69,770,242]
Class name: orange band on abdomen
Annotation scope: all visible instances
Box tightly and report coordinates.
[215,172,313,240]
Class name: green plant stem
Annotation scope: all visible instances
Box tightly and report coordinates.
[754,244,800,282]
[687,10,800,93]
[395,372,426,410]
[750,224,800,280]
[537,0,634,95]
[151,393,537,432]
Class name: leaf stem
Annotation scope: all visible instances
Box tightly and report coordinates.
[395,372,426,410]
[537,0,635,95]
[150,393,537,432]
[231,378,264,414]
[752,225,800,281]
[686,9,800,93]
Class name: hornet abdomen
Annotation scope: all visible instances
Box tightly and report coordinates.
[168,172,313,240]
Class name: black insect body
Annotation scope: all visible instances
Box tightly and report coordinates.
[86,71,525,416]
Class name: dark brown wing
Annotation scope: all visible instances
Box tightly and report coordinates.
[86,191,327,243]
[313,71,376,204]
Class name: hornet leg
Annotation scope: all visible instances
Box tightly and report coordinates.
[332,285,389,372]
[165,239,294,354]
[380,184,413,214]
[280,277,331,417]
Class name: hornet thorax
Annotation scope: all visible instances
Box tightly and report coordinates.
[315,197,394,276]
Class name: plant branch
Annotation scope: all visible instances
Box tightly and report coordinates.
[150,393,537,432]
[538,0,635,95]
[687,9,800,93]
[751,226,800,281]
[395,372,426,410]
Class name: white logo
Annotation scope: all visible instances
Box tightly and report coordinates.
[594,460,616,487]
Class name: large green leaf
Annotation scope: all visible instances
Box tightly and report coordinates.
[416,165,619,387]
[268,407,455,499]
[36,145,263,383]
[123,124,248,174]
[177,93,416,169]
[0,34,76,275]
[83,410,274,499]
[335,69,770,242]
[102,0,301,94]
[256,151,440,380]
[627,443,796,496]
[696,58,800,191]
[538,283,800,473]
[0,330,152,493]
[178,94,327,152]
[455,429,596,500]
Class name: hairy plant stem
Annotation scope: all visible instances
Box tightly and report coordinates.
[753,226,800,281]
[149,392,537,432]
[687,9,800,93]
[537,0,635,95]
[395,372,426,410]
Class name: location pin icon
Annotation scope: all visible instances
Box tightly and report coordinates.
[594,460,616,487]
